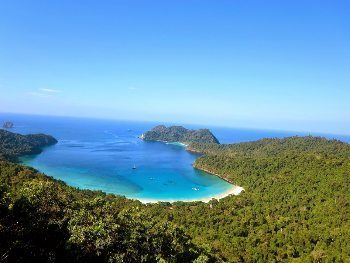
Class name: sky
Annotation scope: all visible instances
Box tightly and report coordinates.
[0,0,349,134]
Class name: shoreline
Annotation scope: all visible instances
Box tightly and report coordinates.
[133,185,245,204]
[193,165,235,185]
[165,141,188,147]
[21,157,245,205]
[21,136,244,205]
[137,138,244,204]
[139,137,189,147]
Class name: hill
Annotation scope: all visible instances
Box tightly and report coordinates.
[141,125,219,144]
[0,129,57,161]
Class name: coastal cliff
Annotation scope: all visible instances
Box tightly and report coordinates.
[141,125,220,144]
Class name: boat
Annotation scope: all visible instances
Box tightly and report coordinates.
[192,187,200,191]
[132,164,136,170]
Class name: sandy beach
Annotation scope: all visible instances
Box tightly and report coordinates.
[135,185,245,204]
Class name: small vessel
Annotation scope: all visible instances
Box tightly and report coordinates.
[192,187,200,191]
[132,164,136,170]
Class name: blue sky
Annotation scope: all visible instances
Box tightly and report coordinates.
[0,0,349,134]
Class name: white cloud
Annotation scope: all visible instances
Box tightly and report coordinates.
[28,88,62,98]
[39,88,61,93]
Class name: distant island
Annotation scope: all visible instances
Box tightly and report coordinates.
[0,129,57,161]
[3,121,13,129]
[140,125,220,144]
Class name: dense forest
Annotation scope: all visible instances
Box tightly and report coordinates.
[186,137,350,262]
[141,125,219,144]
[0,160,210,263]
[0,129,57,161]
[0,129,349,262]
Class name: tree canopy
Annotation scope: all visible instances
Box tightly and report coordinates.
[141,125,219,144]
[0,129,57,161]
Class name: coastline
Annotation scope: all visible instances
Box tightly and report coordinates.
[139,136,189,147]
[138,137,244,204]
[165,141,188,147]
[20,134,244,206]
[193,165,235,185]
[134,185,244,204]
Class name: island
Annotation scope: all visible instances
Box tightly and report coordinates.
[140,125,220,144]
[0,129,58,161]
[3,121,13,129]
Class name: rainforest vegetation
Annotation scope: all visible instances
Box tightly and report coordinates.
[0,130,349,262]
[0,129,57,161]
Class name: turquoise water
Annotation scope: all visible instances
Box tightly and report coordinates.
[3,114,233,201]
[2,113,350,202]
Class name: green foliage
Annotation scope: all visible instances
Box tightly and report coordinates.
[189,136,350,158]
[182,136,350,262]
[0,161,208,262]
[142,125,220,144]
[0,129,57,161]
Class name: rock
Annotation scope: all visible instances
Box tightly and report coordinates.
[3,121,14,129]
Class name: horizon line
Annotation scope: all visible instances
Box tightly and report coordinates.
[1,111,349,138]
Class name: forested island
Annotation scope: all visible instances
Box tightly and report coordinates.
[141,125,220,144]
[0,129,349,262]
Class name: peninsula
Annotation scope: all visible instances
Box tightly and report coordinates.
[0,129,58,161]
[140,125,220,144]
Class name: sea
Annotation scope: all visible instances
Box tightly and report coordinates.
[1,113,349,202]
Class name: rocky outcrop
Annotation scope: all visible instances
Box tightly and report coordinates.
[3,121,13,128]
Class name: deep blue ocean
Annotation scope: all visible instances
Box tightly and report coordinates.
[1,113,349,202]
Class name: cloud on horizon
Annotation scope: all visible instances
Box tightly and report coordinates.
[39,88,61,93]
[28,88,62,98]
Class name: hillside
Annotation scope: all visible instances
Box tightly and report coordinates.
[141,125,220,144]
[180,136,350,261]
[188,136,350,159]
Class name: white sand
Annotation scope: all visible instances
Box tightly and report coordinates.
[133,185,245,204]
